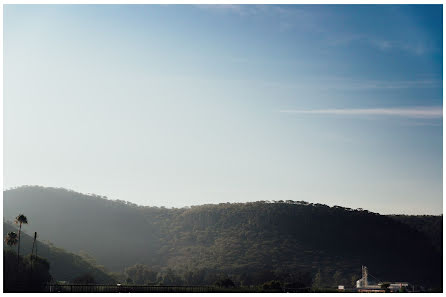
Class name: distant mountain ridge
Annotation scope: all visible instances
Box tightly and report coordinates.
[3,186,442,289]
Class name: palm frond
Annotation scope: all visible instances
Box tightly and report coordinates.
[5,232,18,246]
[15,214,28,224]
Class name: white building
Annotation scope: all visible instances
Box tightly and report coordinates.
[356,266,410,292]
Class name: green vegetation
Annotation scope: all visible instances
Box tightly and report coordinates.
[3,186,443,290]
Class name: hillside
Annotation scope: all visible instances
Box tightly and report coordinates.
[3,222,116,284]
[389,214,442,253]
[3,186,442,289]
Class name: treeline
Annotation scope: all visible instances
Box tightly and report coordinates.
[119,263,342,290]
[145,201,441,289]
[3,186,443,290]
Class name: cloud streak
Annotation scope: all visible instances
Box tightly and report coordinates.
[327,34,432,56]
[279,106,443,119]
[195,4,263,16]
[196,5,436,56]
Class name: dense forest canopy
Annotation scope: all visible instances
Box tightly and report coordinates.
[3,186,443,289]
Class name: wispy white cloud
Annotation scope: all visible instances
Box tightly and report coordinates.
[365,37,431,56]
[195,5,322,31]
[196,5,436,56]
[326,33,432,56]
[262,77,441,92]
[279,106,443,119]
[321,78,441,90]
[195,4,263,16]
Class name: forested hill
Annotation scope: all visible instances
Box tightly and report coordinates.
[389,214,442,253]
[3,222,115,283]
[3,186,442,289]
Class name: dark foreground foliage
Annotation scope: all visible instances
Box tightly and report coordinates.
[3,250,52,292]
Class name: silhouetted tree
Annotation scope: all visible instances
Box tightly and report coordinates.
[158,268,182,285]
[3,250,52,292]
[124,264,157,285]
[350,274,359,288]
[381,282,390,293]
[31,232,37,258]
[285,271,312,289]
[125,277,133,284]
[15,214,28,264]
[312,269,322,291]
[5,231,18,247]
[332,270,342,287]
[72,273,96,284]
[23,254,52,291]
[262,280,282,291]
[215,277,235,288]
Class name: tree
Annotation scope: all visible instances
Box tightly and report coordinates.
[350,274,358,288]
[125,277,133,284]
[72,273,96,284]
[380,282,390,293]
[124,264,157,285]
[15,214,28,264]
[312,270,322,291]
[285,271,312,289]
[215,278,235,288]
[4,251,52,292]
[158,268,183,285]
[31,232,38,258]
[262,280,282,291]
[5,232,18,247]
[22,254,52,291]
[332,270,342,287]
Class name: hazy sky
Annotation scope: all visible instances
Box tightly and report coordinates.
[4,5,443,214]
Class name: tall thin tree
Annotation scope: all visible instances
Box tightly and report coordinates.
[31,232,37,257]
[30,232,38,281]
[15,214,28,264]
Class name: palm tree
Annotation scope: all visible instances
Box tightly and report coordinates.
[15,214,28,264]
[4,232,18,247]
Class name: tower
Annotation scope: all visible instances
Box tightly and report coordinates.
[362,266,368,287]
[356,266,369,288]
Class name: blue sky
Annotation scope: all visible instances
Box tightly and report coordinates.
[3,5,443,214]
